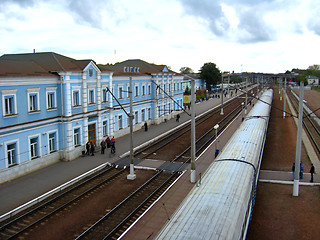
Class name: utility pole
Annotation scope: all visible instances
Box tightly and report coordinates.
[190,79,196,183]
[283,77,287,118]
[245,76,248,114]
[220,74,224,115]
[127,77,136,180]
[293,81,304,196]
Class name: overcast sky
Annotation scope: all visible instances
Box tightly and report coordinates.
[1,0,319,73]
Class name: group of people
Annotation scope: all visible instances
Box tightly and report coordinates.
[85,136,116,156]
[100,136,116,154]
[292,162,315,182]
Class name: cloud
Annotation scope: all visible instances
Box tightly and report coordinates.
[178,0,278,43]
[178,0,229,36]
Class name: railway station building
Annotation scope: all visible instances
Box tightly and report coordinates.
[0,52,184,182]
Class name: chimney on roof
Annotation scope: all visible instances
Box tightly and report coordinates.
[33,49,36,53]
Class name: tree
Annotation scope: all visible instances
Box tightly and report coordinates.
[199,62,221,90]
[180,67,194,74]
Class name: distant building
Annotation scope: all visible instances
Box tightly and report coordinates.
[306,75,319,86]
[182,73,207,91]
[0,52,183,182]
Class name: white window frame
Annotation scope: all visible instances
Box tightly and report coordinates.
[118,115,123,129]
[141,109,145,122]
[73,127,81,147]
[47,130,59,153]
[28,134,41,160]
[148,84,151,95]
[134,111,138,124]
[102,85,108,102]
[102,120,108,136]
[148,108,151,120]
[46,87,57,110]
[142,84,146,96]
[88,87,95,104]
[4,139,20,167]
[135,85,139,97]
[118,84,124,99]
[27,88,40,113]
[2,89,17,116]
[127,85,130,98]
[72,86,81,107]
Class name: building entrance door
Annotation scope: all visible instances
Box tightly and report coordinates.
[88,123,96,146]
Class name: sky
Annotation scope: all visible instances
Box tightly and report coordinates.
[1,0,320,74]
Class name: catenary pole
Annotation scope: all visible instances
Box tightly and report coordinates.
[190,79,196,183]
[220,74,224,115]
[127,76,136,180]
[293,81,304,196]
[283,77,287,118]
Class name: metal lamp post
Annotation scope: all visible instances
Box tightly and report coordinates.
[127,77,136,180]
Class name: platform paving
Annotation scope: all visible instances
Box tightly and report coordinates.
[0,93,235,217]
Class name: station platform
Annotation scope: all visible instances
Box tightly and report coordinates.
[0,95,230,217]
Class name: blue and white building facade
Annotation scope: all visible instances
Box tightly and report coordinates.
[0,53,184,182]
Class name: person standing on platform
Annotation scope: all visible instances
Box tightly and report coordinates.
[300,161,304,179]
[310,164,315,182]
[106,136,111,149]
[100,139,106,154]
[86,142,90,155]
[292,163,295,181]
[176,114,180,122]
[144,121,148,131]
[111,136,116,153]
[90,142,95,156]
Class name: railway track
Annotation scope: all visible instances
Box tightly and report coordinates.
[0,87,257,240]
[134,90,255,162]
[288,89,320,157]
[75,171,180,240]
[0,167,126,239]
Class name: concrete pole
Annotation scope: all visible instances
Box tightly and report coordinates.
[280,77,283,101]
[190,79,196,183]
[220,75,224,115]
[283,77,287,118]
[127,77,136,180]
[227,75,230,98]
[293,81,304,196]
[245,77,247,114]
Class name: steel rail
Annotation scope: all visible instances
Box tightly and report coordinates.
[0,167,126,239]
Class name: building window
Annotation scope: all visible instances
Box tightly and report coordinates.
[135,86,139,97]
[72,90,80,106]
[88,89,95,104]
[134,111,138,124]
[118,86,123,99]
[102,89,108,102]
[28,93,39,112]
[118,115,123,129]
[30,137,39,159]
[48,132,56,153]
[103,120,108,136]
[142,85,146,96]
[7,143,17,166]
[148,85,151,95]
[141,109,145,122]
[74,128,80,146]
[89,69,93,77]
[47,92,55,109]
[169,84,171,92]
[4,96,15,115]
[148,108,151,119]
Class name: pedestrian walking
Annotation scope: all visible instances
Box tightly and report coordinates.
[310,164,315,182]
[106,136,111,148]
[144,121,148,131]
[176,114,180,122]
[86,142,90,155]
[100,139,106,154]
[111,136,116,153]
[90,142,95,156]
[300,161,304,179]
[292,163,295,180]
